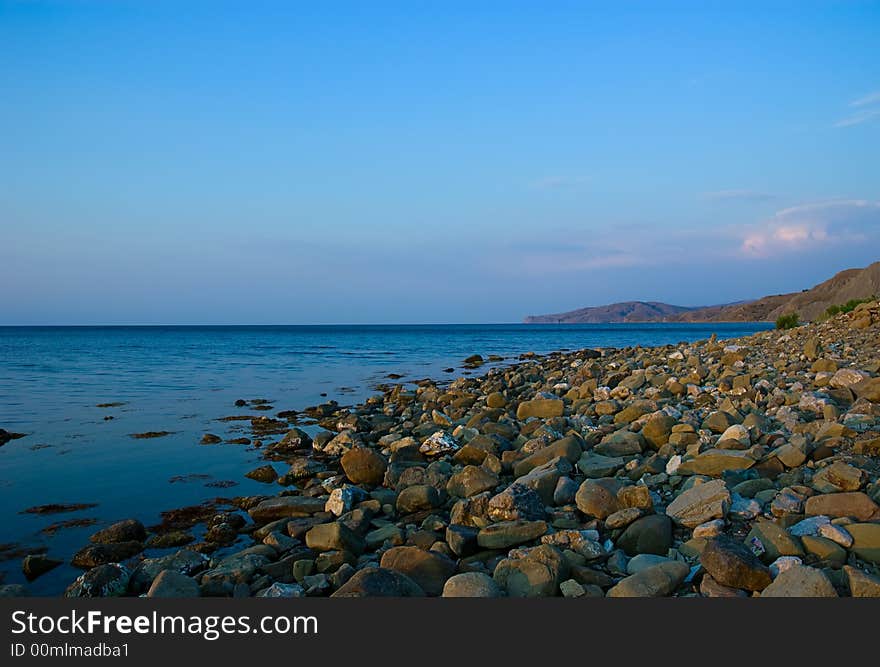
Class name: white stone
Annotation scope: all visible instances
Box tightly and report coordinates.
[419,431,460,456]
[665,455,682,475]
[818,523,854,548]
[789,515,831,537]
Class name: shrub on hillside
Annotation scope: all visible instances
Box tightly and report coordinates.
[775,312,800,329]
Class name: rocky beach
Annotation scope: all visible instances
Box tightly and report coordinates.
[4,302,880,599]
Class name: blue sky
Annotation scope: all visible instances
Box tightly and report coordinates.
[1,1,879,324]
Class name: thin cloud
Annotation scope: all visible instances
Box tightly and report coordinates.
[835,108,880,128]
[835,91,880,127]
[851,91,880,107]
[704,189,777,203]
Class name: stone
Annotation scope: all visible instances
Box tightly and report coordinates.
[692,519,725,539]
[577,452,625,478]
[512,436,582,477]
[666,479,730,528]
[843,565,880,597]
[700,574,749,598]
[396,484,442,514]
[445,525,479,557]
[516,398,564,420]
[442,572,502,597]
[245,465,278,483]
[700,535,772,591]
[90,519,146,544]
[616,514,673,556]
[677,450,755,476]
[145,570,200,597]
[804,492,880,521]
[852,376,880,402]
[846,523,880,563]
[516,456,572,505]
[800,535,846,565]
[477,520,548,549]
[305,522,365,555]
[818,523,853,548]
[605,507,644,530]
[641,414,676,449]
[594,429,644,457]
[446,466,498,498]
[22,555,62,580]
[340,447,387,486]
[419,431,460,456]
[746,520,804,563]
[607,561,689,597]
[575,478,622,519]
[65,564,130,598]
[72,541,143,568]
[811,462,865,493]
[257,582,306,598]
[493,544,567,598]
[487,483,545,521]
[249,496,327,522]
[330,567,425,597]
[626,554,671,575]
[718,424,751,447]
[379,547,457,596]
[760,565,838,597]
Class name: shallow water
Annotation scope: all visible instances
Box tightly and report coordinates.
[0,322,772,594]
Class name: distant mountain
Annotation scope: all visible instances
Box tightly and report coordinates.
[524,301,697,324]
[523,261,880,323]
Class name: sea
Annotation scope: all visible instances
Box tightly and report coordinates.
[0,322,773,594]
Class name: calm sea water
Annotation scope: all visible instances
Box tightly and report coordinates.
[0,323,772,594]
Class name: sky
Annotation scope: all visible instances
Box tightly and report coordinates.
[1,0,879,324]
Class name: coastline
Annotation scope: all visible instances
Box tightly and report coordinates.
[4,309,880,598]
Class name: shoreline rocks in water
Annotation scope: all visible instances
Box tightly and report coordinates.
[45,301,880,597]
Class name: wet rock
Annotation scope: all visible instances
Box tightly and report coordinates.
[245,465,278,483]
[22,554,62,580]
[65,564,130,598]
[90,519,146,544]
[72,541,143,568]
[200,434,222,445]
